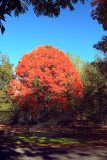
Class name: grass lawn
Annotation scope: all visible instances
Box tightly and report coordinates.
[0,125,107,148]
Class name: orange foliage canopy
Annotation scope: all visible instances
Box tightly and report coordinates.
[7,45,83,110]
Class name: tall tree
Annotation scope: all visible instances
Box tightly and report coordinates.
[66,51,84,75]
[0,0,85,34]
[0,53,21,124]
[91,0,107,57]
[0,53,14,89]
[7,45,83,112]
[0,53,16,110]
[92,54,107,81]
[79,60,107,125]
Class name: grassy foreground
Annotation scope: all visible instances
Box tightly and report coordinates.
[0,125,107,148]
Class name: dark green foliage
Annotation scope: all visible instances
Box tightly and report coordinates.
[0,0,85,34]
[0,53,15,110]
[93,35,107,55]
[78,60,107,125]
[0,0,22,34]
[91,0,107,31]
[0,53,20,123]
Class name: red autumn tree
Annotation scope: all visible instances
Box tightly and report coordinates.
[7,45,83,111]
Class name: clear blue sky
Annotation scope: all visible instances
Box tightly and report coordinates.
[0,0,106,73]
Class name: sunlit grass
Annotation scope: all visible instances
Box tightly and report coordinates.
[12,135,80,145]
[0,125,107,147]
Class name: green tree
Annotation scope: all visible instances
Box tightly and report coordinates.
[66,51,84,74]
[79,61,107,125]
[0,54,14,89]
[0,53,15,110]
[0,53,21,124]
[92,54,107,78]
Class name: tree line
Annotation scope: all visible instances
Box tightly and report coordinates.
[0,46,106,126]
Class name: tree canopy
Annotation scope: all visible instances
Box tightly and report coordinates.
[0,53,14,89]
[7,45,83,111]
[93,35,107,55]
[0,0,85,34]
[0,0,106,34]
[0,53,16,112]
[91,0,107,31]
[91,0,107,56]
[78,60,107,124]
